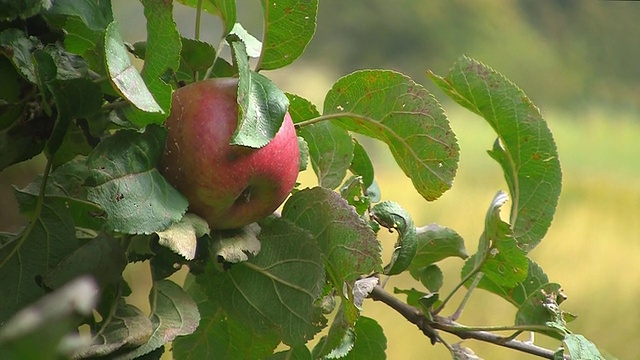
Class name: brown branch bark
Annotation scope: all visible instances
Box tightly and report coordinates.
[368,285,569,359]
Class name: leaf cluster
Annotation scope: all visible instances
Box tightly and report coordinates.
[0,1,604,359]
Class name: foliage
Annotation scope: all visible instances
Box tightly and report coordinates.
[0,1,604,359]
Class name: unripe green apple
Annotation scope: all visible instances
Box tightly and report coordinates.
[159,78,299,230]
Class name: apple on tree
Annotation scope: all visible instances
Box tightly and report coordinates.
[159,78,299,230]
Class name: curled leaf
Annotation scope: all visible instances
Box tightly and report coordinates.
[156,213,210,260]
[371,201,417,275]
[210,223,261,264]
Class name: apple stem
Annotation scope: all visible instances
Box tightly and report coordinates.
[195,0,203,41]
[194,0,204,79]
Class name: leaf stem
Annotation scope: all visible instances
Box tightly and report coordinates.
[149,281,159,316]
[294,112,365,128]
[102,99,129,111]
[433,266,482,315]
[449,272,483,321]
[0,156,54,269]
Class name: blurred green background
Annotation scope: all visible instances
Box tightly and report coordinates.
[1,1,639,358]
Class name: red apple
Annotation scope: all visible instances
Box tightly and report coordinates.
[159,78,299,230]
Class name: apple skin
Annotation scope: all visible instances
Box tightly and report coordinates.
[159,78,299,230]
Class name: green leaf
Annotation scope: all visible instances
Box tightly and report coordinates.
[288,93,355,189]
[126,0,181,126]
[198,216,325,346]
[339,176,370,216]
[479,225,528,288]
[324,70,459,201]
[283,187,380,355]
[32,49,56,106]
[460,202,529,303]
[0,196,80,323]
[287,93,319,122]
[56,15,103,56]
[50,120,93,167]
[42,43,90,80]
[342,316,386,360]
[258,0,318,70]
[270,345,313,360]
[46,0,114,31]
[371,201,417,275]
[46,78,102,158]
[230,39,290,148]
[176,38,216,82]
[115,280,200,360]
[0,36,51,170]
[393,287,430,309]
[0,0,48,20]
[18,159,105,231]
[408,223,468,270]
[85,125,188,234]
[0,28,41,83]
[324,327,355,359]
[210,223,261,265]
[462,258,555,310]
[0,110,52,171]
[77,302,154,358]
[312,304,355,359]
[229,23,262,58]
[41,233,127,290]
[156,213,210,260]
[0,277,98,360]
[298,120,353,188]
[350,139,375,188]
[297,136,309,171]
[176,0,237,35]
[104,21,164,115]
[429,56,562,251]
[515,283,567,339]
[0,55,23,104]
[410,264,443,292]
[282,187,382,286]
[510,260,552,306]
[463,191,528,288]
[563,334,605,360]
[173,278,280,360]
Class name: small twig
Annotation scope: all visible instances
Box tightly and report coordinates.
[368,285,568,359]
[369,285,440,345]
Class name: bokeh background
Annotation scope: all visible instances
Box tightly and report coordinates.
[1,1,639,359]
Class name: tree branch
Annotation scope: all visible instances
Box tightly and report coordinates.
[368,285,568,359]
